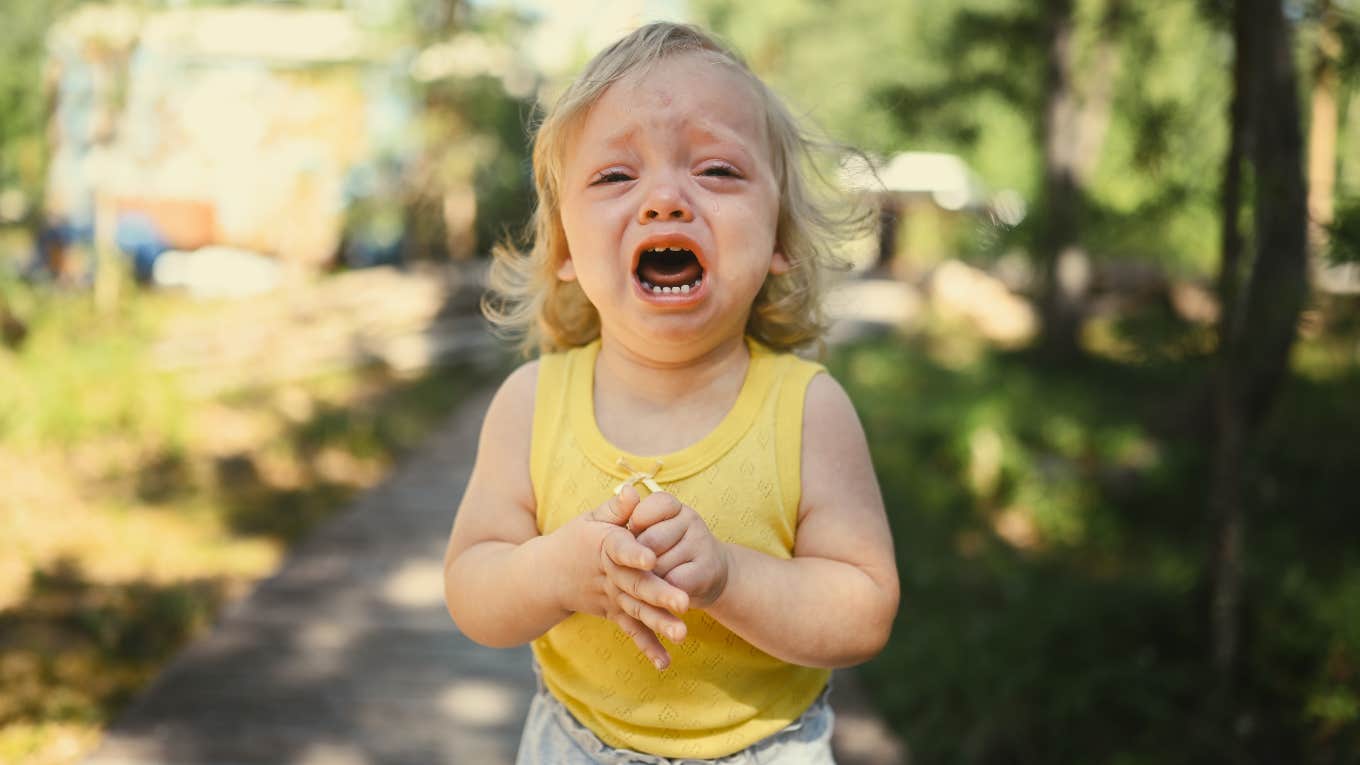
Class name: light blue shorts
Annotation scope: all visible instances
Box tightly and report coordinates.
[514,669,835,765]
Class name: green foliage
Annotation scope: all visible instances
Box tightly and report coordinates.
[0,281,188,450]
[1088,2,1228,273]
[696,0,1231,274]
[380,5,534,260]
[832,331,1360,763]
[0,0,83,201]
[1325,196,1360,263]
[2,557,224,721]
[439,74,535,254]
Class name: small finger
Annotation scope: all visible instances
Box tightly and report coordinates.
[664,560,706,595]
[591,485,640,525]
[611,612,671,670]
[617,592,688,644]
[651,542,692,580]
[636,517,689,557]
[604,528,655,570]
[608,562,689,615]
[632,569,690,615]
[628,492,684,536]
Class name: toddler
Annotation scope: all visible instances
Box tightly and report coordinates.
[443,22,898,764]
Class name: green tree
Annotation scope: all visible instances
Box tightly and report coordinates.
[1208,0,1310,724]
[0,0,90,220]
[699,0,1231,352]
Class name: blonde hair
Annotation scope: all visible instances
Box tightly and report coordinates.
[483,22,857,355]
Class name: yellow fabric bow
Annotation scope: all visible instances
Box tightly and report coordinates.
[613,457,664,496]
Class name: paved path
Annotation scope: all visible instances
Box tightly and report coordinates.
[85,386,906,765]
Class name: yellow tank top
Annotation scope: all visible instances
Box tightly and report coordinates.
[529,337,831,759]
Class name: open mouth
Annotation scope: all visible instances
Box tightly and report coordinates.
[635,247,704,295]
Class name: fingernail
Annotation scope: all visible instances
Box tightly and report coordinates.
[653,657,666,670]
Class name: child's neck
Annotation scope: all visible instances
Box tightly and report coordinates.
[592,332,750,456]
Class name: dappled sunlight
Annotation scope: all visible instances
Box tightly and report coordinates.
[293,622,358,672]
[990,506,1041,551]
[0,289,493,762]
[0,720,98,765]
[0,558,231,764]
[295,741,369,765]
[965,424,1004,499]
[438,679,519,728]
[380,560,445,610]
[0,450,279,611]
[928,260,1037,347]
[826,278,924,328]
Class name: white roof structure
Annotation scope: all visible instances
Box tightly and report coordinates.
[842,151,989,211]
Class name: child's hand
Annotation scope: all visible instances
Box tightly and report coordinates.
[557,485,690,669]
[628,492,731,610]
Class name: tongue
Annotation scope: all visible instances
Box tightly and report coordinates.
[638,253,702,287]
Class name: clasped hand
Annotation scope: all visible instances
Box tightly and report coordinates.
[558,485,729,669]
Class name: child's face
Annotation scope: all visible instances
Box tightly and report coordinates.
[556,52,787,356]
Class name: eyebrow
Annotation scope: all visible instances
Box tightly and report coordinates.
[687,124,760,165]
[599,126,639,150]
[590,120,763,167]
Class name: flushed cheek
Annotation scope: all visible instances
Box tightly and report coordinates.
[718,228,780,278]
[562,205,632,262]
[560,226,623,288]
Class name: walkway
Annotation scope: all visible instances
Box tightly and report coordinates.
[84,386,906,765]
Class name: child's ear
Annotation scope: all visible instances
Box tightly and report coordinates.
[557,256,577,281]
[769,250,790,276]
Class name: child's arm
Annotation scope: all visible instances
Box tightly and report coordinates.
[629,373,899,669]
[442,363,690,669]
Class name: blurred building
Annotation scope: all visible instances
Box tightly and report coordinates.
[841,151,1022,277]
[43,4,416,280]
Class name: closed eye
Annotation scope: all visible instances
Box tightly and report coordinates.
[699,164,741,178]
[591,170,633,185]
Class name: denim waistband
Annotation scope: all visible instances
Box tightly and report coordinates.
[529,661,832,765]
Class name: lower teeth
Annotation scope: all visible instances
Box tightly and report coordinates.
[645,277,701,295]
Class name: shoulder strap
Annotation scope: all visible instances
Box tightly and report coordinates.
[530,349,572,515]
[773,354,825,526]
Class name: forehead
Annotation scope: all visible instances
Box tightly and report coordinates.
[573,52,769,156]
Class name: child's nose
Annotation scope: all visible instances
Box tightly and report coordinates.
[637,181,694,224]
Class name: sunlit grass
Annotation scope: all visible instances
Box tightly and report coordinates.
[0,279,492,765]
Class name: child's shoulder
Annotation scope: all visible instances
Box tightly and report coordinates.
[478,359,539,442]
[495,358,540,403]
[802,369,856,427]
[758,344,855,435]
[794,368,877,523]
[481,345,589,432]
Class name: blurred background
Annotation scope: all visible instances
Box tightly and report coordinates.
[1,0,1358,763]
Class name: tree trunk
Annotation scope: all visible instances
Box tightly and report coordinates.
[1208,0,1309,711]
[1209,0,1252,694]
[1037,0,1122,362]
[1240,4,1308,429]
[1214,0,1250,346]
